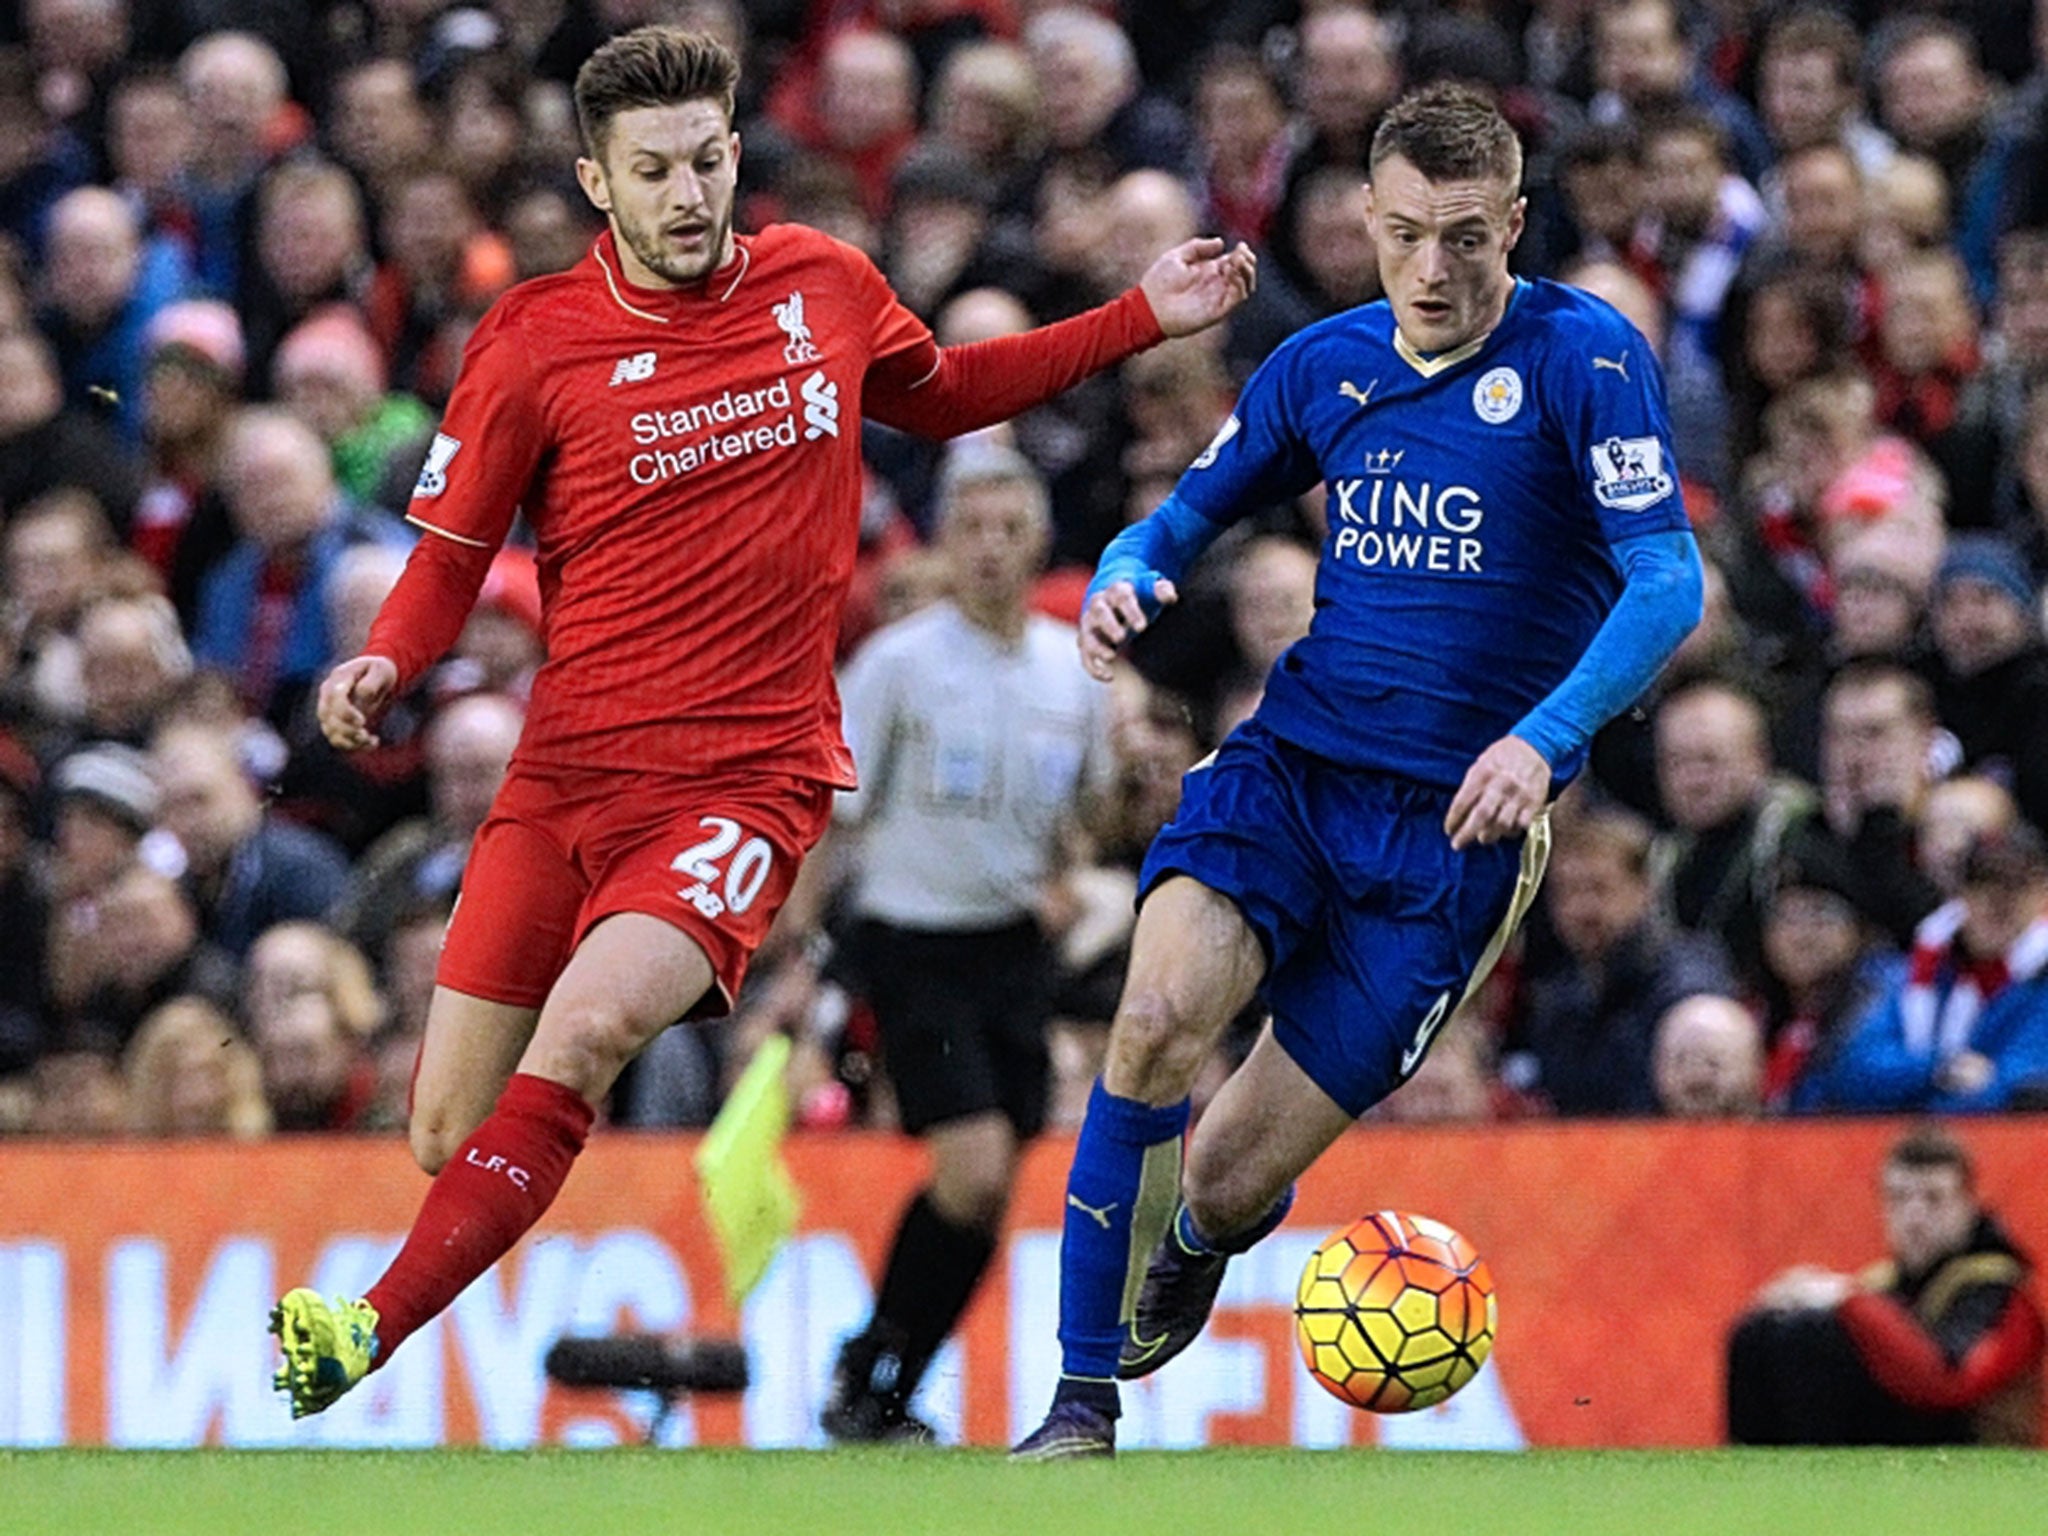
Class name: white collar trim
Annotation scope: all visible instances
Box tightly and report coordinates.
[593,238,751,323]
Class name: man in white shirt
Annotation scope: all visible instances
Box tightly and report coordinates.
[807,442,1111,1440]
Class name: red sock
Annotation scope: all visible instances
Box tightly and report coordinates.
[364,1072,594,1363]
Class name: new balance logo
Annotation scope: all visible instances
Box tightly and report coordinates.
[801,370,839,439]
[678,881,727,919]
[1592,353,1629,381]
[1067,1194,1118,1230]
[775,291,820,364]
[1339,378,1378,408]
[610,351,657,386]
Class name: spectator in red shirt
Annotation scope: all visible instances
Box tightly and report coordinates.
[1869,249,1985,496]
[1192,47,1292,253]
[365,165,516,407]
[133,299,244,626]
[770,28,922,225]
[1728,1123,2044,1444]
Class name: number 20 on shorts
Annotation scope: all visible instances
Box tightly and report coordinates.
[671,816,774,919]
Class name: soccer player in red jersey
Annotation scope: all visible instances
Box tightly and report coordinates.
[269,25,1256,1418]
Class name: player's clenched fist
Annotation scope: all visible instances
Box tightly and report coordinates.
[1079,577,1177,682]
[318,654,399,751]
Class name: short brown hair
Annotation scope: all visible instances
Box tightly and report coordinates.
[1553,800,1654,878]
[574,26,739,157]
[1370,81,1523,193]
[1639,104,1727,165]
[1886,1123,1974,1185]
[1762,6,1862,86]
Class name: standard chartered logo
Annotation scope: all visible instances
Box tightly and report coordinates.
[1328,457,1486,574]
[626,370,837,484]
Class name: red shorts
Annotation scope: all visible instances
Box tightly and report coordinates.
[437,761,833,1017]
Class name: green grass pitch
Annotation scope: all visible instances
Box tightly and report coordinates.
[6,1447,2044,1536]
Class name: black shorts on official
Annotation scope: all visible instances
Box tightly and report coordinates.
[847,918,1054,1138]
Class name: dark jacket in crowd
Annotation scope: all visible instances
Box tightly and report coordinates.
[1511,921,1738,1115]
[190,819,350,959]
[1924,642,2048,835]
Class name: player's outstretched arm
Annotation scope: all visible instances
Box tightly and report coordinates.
[861,241,1254,442]
[1446,528,1704,850]
[1138,237,1258,339]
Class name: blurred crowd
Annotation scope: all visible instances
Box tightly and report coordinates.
[3,0,2048,1139]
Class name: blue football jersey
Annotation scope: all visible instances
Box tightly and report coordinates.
[1177,278,1691,790]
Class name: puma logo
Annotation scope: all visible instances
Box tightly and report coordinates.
[1067,1193,1118,1230]
[1339,378,1378,408]
[1593,354,1630,381]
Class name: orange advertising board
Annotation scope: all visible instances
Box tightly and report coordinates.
[2,1118,2044,1448]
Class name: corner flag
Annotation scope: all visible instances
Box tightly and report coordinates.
[693,1034,801,1308]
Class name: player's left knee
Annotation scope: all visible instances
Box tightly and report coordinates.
[1182,1143,1277,1241]
[531,999,665,1099]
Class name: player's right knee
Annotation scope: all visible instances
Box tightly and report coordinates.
[1105,991,1208,1103]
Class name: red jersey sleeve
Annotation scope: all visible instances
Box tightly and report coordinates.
[855,248,937,379]
[363,302,547,690]
[363,535,498,690]
[855,248,1164,440]
[1838,1289,2047,1412]
[402,302,546,548]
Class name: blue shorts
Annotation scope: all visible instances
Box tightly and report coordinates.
[1138,720,1549,1117]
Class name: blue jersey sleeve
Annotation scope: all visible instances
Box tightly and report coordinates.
[1549,308,1691,544]
[1087,339,1322,614]
[1502,299,1700,770]
[1172,340,1323,522]
[1512,528,1704,769]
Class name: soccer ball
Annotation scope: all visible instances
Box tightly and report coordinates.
[1294,1211,1497,1413]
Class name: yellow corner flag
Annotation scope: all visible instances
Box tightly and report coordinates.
[693,1034,801,1308]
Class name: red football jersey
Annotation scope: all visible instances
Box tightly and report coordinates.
[404,225,930,785]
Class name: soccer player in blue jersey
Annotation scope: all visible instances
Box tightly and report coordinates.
[1012,82,1706,1459]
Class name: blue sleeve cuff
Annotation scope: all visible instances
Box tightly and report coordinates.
[1512,529,1704,769]
[1086,492,1233,617]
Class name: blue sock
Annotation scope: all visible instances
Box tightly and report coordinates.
[1176,1183,1295,1256]
[1052,1080,1189,1416]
